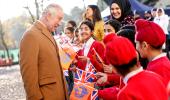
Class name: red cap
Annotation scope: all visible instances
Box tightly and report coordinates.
[135,19,165,47]
[106,36,137,66]
[103,33,116,44]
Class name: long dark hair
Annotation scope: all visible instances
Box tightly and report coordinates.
[87,5,102,25]
[110,0,133,22]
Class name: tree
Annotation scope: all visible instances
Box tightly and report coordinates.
[0,20,10,60]
[24,0,45,23]
[0,15,29,49]
[23,6,35,23]
[6,15,30,48]
[97,0,108,12]
[69,7,84,24]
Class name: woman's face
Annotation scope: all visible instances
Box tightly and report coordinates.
[64,28,74,39]
[79,24,92,41]
[111,3,121,19]
[158,10,163,17]
[85,7,93,19]
[104,24,116,35]
[151,10,157,17]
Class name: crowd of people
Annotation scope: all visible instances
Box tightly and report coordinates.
[19,0,170,100]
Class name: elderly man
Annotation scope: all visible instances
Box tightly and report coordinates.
[20,4,68,100]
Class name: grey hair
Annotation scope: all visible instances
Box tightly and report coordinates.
[42,4,63,17]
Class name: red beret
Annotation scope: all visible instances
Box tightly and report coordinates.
[106,36,137,66]
[135,19,165,47]
[103,33,116,44]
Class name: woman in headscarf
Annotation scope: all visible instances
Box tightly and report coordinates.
[110,0,135,27]
[154,8,170,54]
[154,8,169,35]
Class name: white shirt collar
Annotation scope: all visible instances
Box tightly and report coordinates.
[151,53,166,61]
[83,37,95,56]
[123,67,143,84]
[84,37,95,47]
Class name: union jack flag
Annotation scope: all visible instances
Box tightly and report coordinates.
[74,68,83,82]
[63,70,69,76]
[85,62,97,73]
[90,89,99,100]
[74,68,97,83]
[92,48,104,64]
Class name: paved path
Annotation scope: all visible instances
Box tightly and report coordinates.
[0,65,25,100]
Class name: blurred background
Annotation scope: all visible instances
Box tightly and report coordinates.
[0,0,170,99]
[0,0,170,66]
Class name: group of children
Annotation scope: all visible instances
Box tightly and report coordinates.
[57,0,170,99]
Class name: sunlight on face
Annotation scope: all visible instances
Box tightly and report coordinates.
[85,7,93,19]
[111,3,121,19]
[47,10,63,32]
[64,28,74,39]
[79,24,92,41]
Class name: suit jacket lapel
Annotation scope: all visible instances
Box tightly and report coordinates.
[34,21,56,48]
[34,21,68,98]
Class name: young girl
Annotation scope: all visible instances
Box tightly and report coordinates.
[75,20,105,72]
[104,19,121,36]
[64,27,74,41]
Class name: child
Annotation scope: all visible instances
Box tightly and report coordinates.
[75,20,105,72]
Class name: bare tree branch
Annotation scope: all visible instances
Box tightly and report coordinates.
[35,0,40,20]
[41,0,44,12]
[24,6,35,23]
[0,20,10,61]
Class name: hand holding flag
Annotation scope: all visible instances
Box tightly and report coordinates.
[92,48,104,64]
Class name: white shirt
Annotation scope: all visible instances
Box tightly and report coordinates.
[83,37,95,56]
[123,67,143,84]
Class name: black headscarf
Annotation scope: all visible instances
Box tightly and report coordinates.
[110,0,133,22]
